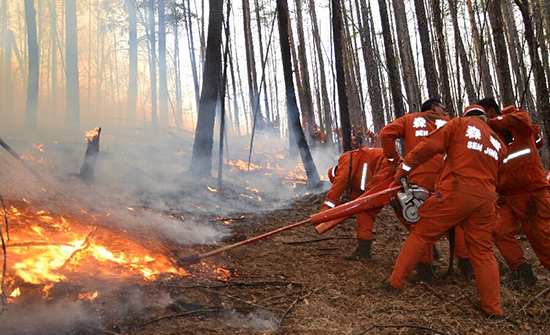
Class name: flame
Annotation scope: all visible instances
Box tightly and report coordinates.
[206,186,218,193]
[33,143,45,152]
[85,128,100,142]
[78,291,99,301]
[10,287,20,297]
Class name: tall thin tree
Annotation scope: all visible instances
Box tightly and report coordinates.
[65,0,80,129]
[189,0,223,177]
[159,0,168,125]
[24,0,39,130]
[276,0,321,188]
[488,0,514,106]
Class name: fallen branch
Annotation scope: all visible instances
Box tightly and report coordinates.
[283,236,353,245]
[158,280,302,290]
[197,287,281,312]
[520,286,550,315]
[356,323,451,335]
[0,136,42,180]
[278,285,326,327]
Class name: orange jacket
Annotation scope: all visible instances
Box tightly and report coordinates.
[403,116,507,201]
[323,148,392,210]
[488,108,549,195]
[381,111,449,179]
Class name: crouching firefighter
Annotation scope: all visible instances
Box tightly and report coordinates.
[322,147,393,260]
[386,105,507,318]
[478,98,550,286]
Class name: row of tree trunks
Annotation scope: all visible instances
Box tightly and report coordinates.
[488,0,514,107]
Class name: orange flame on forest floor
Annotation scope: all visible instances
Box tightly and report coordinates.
[1,200,231,303]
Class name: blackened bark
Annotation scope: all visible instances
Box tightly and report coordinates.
[295,0,315,147]
[184,0,200,110]
[488,0,514,106]
[378,0,405,119]
[65,0,80,129]
[189,0,223,177]
[332,0,351,151]
[24,0,39,130]
[254,0,271,123]
[414,0,439,98]
[276,0,321,188]
[80,128,102,182]
[242,0,261,129]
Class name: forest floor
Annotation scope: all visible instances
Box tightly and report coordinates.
[122,192,550,335]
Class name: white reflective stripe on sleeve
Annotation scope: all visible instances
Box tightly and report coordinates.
[331,167,337,178]
[536,137,542,144]
[503,148,531,164]
[360,163,368,191]
[402,163,412,171]
[497,116,503,120]
[324,201,336,208]
[388,158,395,162]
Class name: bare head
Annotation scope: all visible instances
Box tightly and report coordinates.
[476,97,501,119]
[420,98,447,116]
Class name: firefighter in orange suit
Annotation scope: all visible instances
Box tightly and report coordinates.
[386,105,506,317]
[381,99,471,281]
[477,98,550,285]
[322,147,393,260]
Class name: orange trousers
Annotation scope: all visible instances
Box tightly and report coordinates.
[356,208,382,240]
[406,172,469,263]
[389,191,502,316]
[494,188,550,271]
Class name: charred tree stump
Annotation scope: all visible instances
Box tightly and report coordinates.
[80,127,102,182]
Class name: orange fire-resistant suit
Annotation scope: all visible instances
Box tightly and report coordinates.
[389,114,507,316]
[322,148,393,240]
[489,107,550,271]
[381,110,468,262]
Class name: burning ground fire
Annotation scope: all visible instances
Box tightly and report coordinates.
[1,199,231,306]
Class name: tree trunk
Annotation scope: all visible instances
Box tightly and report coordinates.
[515,0,550,162]
[254,0,271,123]
[414,0,439,98]
[488,0,514,106]
[543,0,550,50]
[229,47,241,136]
[358,0,385,132]
[148,0,157,127]
[332,0,351,151]
[127,0,137,119]
[65,0,80,129]
[24,0,39,130]
[189,0,223,177]
[276,0,321,188]
[158,0,168,125]
[391,0,421,111]
[295,0,315,146]
[466,0,494,98]
[378,0,405,119]
[242,0,261,130]
[532,0,550,93]
[184,0,200,111]
[309,0,332,144]
[173,11,183,127]
[448,0,476,104]
[431,0,455,116]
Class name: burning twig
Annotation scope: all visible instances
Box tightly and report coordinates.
[80,127,102,182]
[278,285,325,327]
[0,136,43,180]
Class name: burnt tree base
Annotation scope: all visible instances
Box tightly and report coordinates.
[80,127,102,182]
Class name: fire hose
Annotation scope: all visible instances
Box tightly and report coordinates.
[180,178,404,264]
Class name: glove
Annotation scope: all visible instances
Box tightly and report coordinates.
[394,163,411,184]
[501,105,516,114]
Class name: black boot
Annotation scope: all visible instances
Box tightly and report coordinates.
[433,245,442,262]
[342,239,372,261]
[503,263,537,286]
[517,263,537,286]
[408,262,434,284]
[457,257,473,277]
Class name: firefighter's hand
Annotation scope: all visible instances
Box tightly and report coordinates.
[394,164,410,184]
